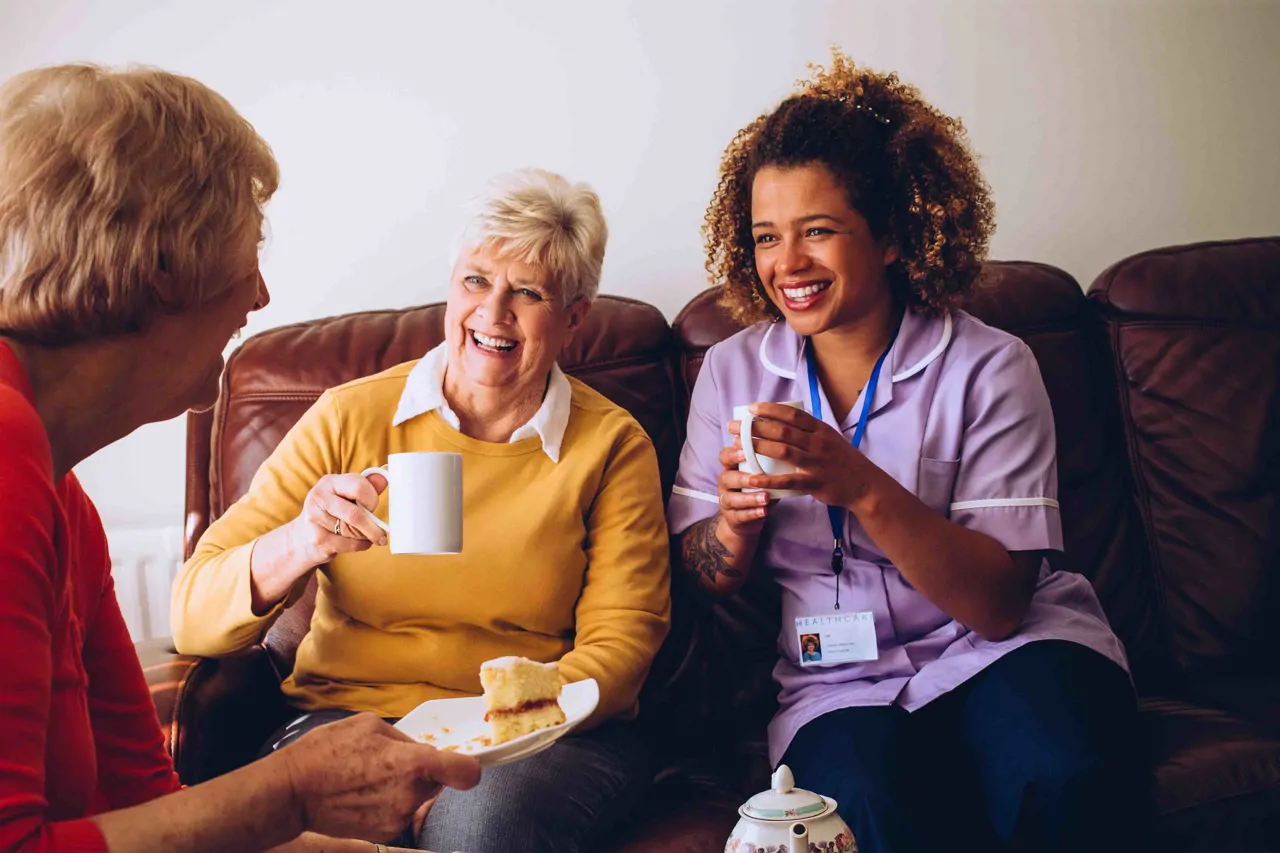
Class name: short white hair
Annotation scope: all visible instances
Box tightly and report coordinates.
[455,168,607,304]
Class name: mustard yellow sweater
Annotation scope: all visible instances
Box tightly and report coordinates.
[171,361,671,726]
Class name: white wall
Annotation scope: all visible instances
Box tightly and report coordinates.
[3,0,1279,539]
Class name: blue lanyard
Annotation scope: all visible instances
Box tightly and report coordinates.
[804,330,896,609]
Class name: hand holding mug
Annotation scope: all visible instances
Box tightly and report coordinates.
[286,473,390,570]
[732,402,875,511]
[715,443,773,538]
[732,401,806,499]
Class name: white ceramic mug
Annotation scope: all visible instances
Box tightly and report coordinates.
[360,452,463,555]
[734,400,805,500]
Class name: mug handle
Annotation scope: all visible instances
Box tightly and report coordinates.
[359,466,391,534]
[739,414,764,476]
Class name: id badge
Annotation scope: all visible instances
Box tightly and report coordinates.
[795,612,878,666]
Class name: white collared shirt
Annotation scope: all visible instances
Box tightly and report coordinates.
[392,343,572,463]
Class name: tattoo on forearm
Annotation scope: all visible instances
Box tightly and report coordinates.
[681,515,742,586]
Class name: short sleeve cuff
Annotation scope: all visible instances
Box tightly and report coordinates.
[666,487,720,535]
[950,500,1063,553]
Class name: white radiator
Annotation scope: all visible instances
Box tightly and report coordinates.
[107,526,185,642]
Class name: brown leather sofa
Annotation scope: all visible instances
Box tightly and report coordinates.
[140,237,1280,851]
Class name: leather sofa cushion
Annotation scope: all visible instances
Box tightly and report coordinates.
[1145,676,1280,849]
[1089,238,1280,677]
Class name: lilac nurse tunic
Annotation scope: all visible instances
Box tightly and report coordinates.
[667,308,1130,767]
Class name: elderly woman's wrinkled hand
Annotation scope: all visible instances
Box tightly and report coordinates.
[277,713,480,844]
[285,473,389,569]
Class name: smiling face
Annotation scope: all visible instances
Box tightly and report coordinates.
[444,243,588,399]
[750,162,899,339]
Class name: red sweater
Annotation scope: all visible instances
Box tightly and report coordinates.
[0,343,181,852]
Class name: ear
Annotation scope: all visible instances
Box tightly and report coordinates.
[561,298,591,348]
[882,243,900,266]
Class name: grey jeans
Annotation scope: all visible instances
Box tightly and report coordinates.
[262,709,651,853]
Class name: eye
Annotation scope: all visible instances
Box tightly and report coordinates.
[463,275,488,289]
[805,227,835,237]
[754,233,778,246]
[515,288,544,302]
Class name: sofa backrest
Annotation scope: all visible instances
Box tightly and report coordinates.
[183,295,682,676]
[1088,238,1280,679]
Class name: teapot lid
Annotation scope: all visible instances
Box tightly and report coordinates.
[742,765,832,822]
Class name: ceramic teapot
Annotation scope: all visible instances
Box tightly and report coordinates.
[725,765,856,853]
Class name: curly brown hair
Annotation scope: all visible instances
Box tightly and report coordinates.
[704,50,995,325]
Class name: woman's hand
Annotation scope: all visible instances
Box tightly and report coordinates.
[715,441,773,539]
[730,402,879,512]
[285,473,389,568]
[250,472,389,612]
[277,713,480,844]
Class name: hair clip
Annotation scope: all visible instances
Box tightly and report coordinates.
[853,103,891,126]
[832,92,891,126]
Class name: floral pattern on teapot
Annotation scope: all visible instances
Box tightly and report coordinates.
[724,834,854,853]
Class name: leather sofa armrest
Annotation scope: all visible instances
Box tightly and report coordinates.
[137,638,295,785]
[137,636,201,749]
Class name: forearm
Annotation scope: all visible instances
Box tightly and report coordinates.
[849,463,1030,640]
[248,524,314,615]
[560,608,669,726]
[92,752,302,853]
[677,515,759,595]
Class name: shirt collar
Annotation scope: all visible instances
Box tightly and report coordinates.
[393,342,572,463]
[760,308,953,427]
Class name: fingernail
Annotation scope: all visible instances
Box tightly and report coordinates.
[756,508,766,517]
[756,493,768,504]
[380,536,388,546]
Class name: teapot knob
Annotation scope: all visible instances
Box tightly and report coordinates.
[771,764,796,794]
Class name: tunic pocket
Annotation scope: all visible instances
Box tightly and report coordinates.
[916,457,960,517]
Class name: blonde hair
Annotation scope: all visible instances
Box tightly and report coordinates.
[0,64,279,345]
[456,168,607,304]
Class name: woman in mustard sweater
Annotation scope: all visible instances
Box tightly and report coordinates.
[172,168,671,853]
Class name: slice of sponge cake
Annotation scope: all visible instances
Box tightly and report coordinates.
[479,656,567,745]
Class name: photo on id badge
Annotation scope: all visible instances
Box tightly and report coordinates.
[795,612,878,666]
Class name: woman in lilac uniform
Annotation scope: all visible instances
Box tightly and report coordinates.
[669,53,1145,852]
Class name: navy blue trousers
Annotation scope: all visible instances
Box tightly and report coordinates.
[781,641,1148,853]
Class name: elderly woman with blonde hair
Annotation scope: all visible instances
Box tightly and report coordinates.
[172,168,672,853]
[0,64,479,853]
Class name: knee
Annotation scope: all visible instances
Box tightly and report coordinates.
[1010,737,1143,836]
[420,780,576,853]
[1026,742,1119,806]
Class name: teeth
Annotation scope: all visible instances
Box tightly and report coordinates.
[473,331,517,350]
[781,282,831,299]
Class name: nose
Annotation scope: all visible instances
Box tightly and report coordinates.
[777,237,811,277]
[253,270,271,311]
[479,285,513,322]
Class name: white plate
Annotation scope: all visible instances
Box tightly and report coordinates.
[394,678,599,768]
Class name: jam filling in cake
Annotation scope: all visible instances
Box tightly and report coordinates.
[479,656,567,744]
